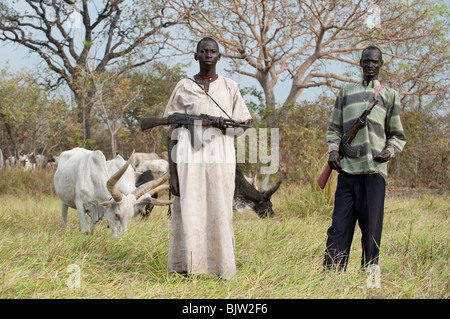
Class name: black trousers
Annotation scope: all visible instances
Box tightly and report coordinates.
[323,172,385,270]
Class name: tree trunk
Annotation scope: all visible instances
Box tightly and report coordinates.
[73,86,95,146]
[256,70,278,127]
[265,90,278,127]
[0,111,19,158]
[110,132,117,159]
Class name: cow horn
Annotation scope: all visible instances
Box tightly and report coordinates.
[132,171,170,200]
[262,168,282,199]
[146,184,170,197]
[107,151,135,202]
[142,198,174,206]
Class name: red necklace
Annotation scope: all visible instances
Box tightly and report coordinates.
[197,73,217,82]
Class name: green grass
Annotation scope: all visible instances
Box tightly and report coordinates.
[0,185,448,299]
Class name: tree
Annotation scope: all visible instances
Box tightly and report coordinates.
[0,67,71,158]
[91,68,141,158]
[0,0,177,142]
[166,0,449,125]
[84,61,187,157]
[120,62,187,154]
[0,61,187,161]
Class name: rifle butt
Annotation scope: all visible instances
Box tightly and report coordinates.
[316,164,332,189]
[140,117,169,131]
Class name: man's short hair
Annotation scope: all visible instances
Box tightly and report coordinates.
[196,37,220,52]
[361,45,383,61]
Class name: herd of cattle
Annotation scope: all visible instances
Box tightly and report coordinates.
[1,147,282,237]
[0,149,59,170]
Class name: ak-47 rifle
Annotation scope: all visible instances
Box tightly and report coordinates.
[140,112,251,131]
[317,85,382,189]
[140,112,252,150]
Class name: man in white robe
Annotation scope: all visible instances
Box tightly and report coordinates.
[164,37,252,279]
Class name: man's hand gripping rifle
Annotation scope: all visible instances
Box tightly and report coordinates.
[316,91,380,189]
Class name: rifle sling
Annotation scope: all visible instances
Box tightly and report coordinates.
[340,84,382,158]
[188,78,234,121]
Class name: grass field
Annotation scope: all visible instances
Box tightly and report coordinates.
[0,170,448,299]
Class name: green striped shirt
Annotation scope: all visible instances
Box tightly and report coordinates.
[327,80,407,179]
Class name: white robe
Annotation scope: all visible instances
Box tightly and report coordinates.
[164,75,252,279]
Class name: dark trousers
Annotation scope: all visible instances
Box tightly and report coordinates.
[323,172,385,270]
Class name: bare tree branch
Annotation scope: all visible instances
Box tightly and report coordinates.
[166,0,448,126]
[0,0,178,139]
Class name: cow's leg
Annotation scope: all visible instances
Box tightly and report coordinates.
[60,202,69,230]
[75,200,91,234]
[84,203,100,233]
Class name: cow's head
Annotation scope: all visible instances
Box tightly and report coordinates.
[254,169,282,217]
[234,165,282,218]
[100,153,172,237]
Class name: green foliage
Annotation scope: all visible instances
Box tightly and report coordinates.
[240,86,266,120]
[0,68,75,156]
[274,99,330,182]
[82,40,94,48]
[390,109,449,188]
[0,62,187,159]
[116,62,187,156]
[1,62,448,189]
[239,86,449,190]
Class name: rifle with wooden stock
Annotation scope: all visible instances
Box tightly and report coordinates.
[317,85,382,189]
[140,112,251,131]
[140,112,252,150]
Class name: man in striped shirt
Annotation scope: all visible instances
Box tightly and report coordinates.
[323,46,407,271]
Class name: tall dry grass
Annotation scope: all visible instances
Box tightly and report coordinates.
[0,167,56,197]
[0,167,448,299]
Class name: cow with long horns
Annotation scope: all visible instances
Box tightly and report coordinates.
[233,165,282,218]
[54,148,172,237]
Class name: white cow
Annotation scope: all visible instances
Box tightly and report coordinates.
[106,154,140,194]
[5,155,16,166]
[18,154,35,170]
[106,154,160,216]
[130,152,159,170]
[54,148,172,237]
[35,154,47,169]
[135,159,169,177]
